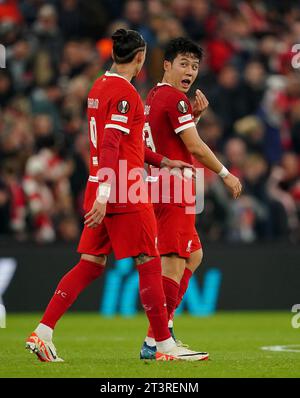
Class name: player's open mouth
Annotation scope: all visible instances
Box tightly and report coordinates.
[181,79,191,88]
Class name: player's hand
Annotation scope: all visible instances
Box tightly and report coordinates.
[222,173,242,199]
[161,158,194,171]
[84,198,107,228]
[193,89,209,119]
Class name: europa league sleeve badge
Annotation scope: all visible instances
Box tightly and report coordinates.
[177,100,188,114]
[118,100,130,114]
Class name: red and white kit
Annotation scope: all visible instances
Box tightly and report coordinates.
[78,72,158,259]
[144,83,202,258]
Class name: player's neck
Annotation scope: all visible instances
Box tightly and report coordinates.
[162,76,175,88]
[110,64,134,82]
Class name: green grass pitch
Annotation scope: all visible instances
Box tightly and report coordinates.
[0,312,299,378]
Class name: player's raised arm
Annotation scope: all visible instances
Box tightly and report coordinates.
[180,125,242,199]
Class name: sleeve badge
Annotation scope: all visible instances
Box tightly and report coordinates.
[118,100,130,114]
[177,100,188,114]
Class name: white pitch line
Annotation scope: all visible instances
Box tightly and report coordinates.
[261,345,300,353]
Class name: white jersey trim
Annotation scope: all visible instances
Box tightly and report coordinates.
[157,82,172,87]
[105,71,129,82]
[174,122,195,134]
[111,114,128,123]
[178,114,193,124]
[105,123,130,134]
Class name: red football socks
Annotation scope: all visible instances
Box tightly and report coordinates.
[147,268,193,338]
[162,275,180,317]
[146,275,180,338]
[40,259,105,329]
[176,268,193,309]
[137,257,170,342]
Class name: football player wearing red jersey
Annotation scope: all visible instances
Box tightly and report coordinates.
[141,37,242,359]
[25,30,209,362]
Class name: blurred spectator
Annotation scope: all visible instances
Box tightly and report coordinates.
[23,152,56,243]
[290,102,300,154]
[123,0,156,46]
[210,64,249,137]
[234,115,265,155]
[196,111,223,152]
[30,4,63,68]
[267,152,300,241]
[19,0,44,27]
[0,161,26,238]
[57,0,84,40]
[6,38,34,94]
[22,147,74,243]
[32,114,55,151]
[0,177,11,235]
[75,0,108,40]
[0,70,14,107]
[206,17,237,74]
[69,132,89,217]
[224,137,247,178]
[184,0,211,41]
[242,60,267,114]
[0,0,22,25]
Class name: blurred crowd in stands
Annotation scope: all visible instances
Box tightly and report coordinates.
[0,0,300,244]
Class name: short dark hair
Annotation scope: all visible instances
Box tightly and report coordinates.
[164,37,203,63]
[111,29,146,64]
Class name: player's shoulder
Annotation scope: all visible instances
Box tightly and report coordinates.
[95,72,138,97]
[107,72,136,89]
[158,83,187,96]
[155,85,192,117]
[155,83,190,103]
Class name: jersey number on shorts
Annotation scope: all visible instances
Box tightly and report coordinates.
[143,122,156,152]
[89,116,97,148]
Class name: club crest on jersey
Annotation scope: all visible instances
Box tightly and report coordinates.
[118,100,130,114]
[177,100,188,114]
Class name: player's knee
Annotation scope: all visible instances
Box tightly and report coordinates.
[81,253,107,266]
[134,253,155,265]
[186,249,203,272]
[161,254,185,283]
[162,268,184,283]
[196,249,204,266]
[176,266,185,281]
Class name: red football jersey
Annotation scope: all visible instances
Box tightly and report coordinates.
[85,71,149,213]
[145,83,196,206]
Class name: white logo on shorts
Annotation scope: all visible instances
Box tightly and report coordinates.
[186,240,192,252]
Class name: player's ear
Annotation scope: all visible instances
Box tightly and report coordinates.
[136,50,145,65]
[164,60,171,72]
